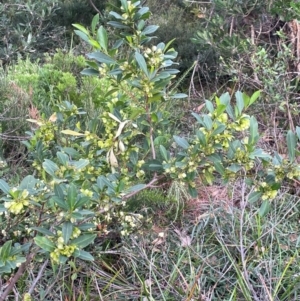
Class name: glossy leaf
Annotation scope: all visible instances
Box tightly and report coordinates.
[127,184,146,193]
[87,51,116,65]
[43,160,59,177]
[0,241,12,259]
[62,222,73,244]
[287,130,296,162]
[57,152,69,166]
[0,180,10,195]
[235,91,244,115]
[67,184,77,210]
[34,236,55,252]
[173,135,189,149]
[97,26,108,52]
[31,227,54,236]
[71,234,97,248]
[74,250,94,261]
[259,200,270,217]
[91,14,99,34]
[248,191,262,203]
[205,100,214,113]
[142,25,159,35]
[159,145,169,161]
[135,52,149,77]
[249,90,261,106]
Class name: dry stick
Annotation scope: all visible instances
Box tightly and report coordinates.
[272,106,279,153]
[0,253,34,301]
[28,260,49,295]
[88,0,104,18]
[229,17,234,37]
[286,98,295,132]
[122,176,161,200]
[239,181,261,301]
[188,60,199,102]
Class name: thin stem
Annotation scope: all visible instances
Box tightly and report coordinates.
[0,253,34,301]
[145,98,156,160]
[28,260,49,295]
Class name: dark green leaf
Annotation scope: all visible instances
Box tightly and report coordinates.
[296,126,300,140]
[249,148,271,160]
[249,90,261,106]
[57,152,68,166]
[0,241,12,259]
[142,25,159,35]
[52,196,68,210]
[127,184,146,193]
[107,21,130,29]
[91,14,99,34]
[74,30,90,44]
[109,11,124,19]
[97,26,108,52]
[196,130,206,145]
[54,184,64,199]
[135,52,149,77]
[19,175,37,190]
[62,222,73,244]
[81,68,99,76]
[71,234,96,248]
[227,164,241,173]
[188,186,198,198]
[159,145,169,161]
[205,100,214,113]
[259,200,270,217]
[212,124,226,136]
[43,159,59,177]
[31,227,54,236]
[72,24,89,35]
[173,135,189,149]
[87,51,116,64]
[130,151,138,165]
[203,115,213,130]
[249,116,259,145]
[248,191,262,203]
[72,159,89,170]
[287,130,296,162]
[34,236,55,252]
[235,91,244,115]
[214,161,225,176]
[74,249,94,261]
[67,184,77,210]
[0,180,10,194]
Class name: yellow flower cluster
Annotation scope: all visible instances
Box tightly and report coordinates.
[257,182,278,201]
[23,293,32,301]
[144,46,163,69]
[50,232,79,264]
[35,122,57,145]
[287,167,300,180]
[120,213,143,236]
[4,189,30,215]
[80,188,93,197]
[231,114,250,131]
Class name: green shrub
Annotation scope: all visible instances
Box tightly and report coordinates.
[0,2,300,300]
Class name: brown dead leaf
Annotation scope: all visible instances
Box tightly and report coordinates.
[174,228,192,247]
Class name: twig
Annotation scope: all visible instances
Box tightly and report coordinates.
[123,176,161,200]
[88,0,104,19]
[28,260,49,295]
[0,253,34,301]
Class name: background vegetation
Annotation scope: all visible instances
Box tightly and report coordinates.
[1,0,300,300]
